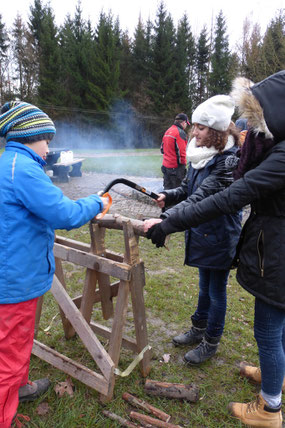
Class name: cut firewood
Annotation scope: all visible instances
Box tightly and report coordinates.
[122,392,171,422]
[144,379,199,402]
[130,411,182,428]
[102,410,141,427]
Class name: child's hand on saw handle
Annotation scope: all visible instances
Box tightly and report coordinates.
[96,192,112,219]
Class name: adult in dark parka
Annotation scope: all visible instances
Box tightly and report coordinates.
[145,71,285,427]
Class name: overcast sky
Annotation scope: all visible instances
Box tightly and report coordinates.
[1,0,285,48]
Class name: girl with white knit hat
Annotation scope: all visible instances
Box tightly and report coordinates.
[144,95,242,365]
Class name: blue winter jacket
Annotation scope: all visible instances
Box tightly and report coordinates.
[160,146,242,270]
[0,142,103,304]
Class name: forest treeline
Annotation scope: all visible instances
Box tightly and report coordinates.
[0,0,285,147]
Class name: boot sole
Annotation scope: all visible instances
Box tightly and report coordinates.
[183,356,205,366]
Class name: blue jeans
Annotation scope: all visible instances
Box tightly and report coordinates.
[192,268,229,337]
[254,298,285,395]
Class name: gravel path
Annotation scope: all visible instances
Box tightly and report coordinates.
[55,172,163,219]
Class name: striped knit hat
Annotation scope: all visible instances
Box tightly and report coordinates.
[0,101,56,143]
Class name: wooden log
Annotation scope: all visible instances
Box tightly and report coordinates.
[144,379,199,403]
[122,392,171,422]
[94,214,145,237]
[102,410,141,428]
[130,411,182,428]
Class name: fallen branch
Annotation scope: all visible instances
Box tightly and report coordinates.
[102,410,141,427]
[122,392,171,422]
[130,411,182,428]
[144,379,199,402]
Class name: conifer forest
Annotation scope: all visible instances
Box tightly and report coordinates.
[0,0,285,147]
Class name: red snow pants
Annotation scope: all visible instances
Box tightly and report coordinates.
[0,298,38,428]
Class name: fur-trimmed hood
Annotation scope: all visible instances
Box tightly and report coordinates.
[230,70,285,142]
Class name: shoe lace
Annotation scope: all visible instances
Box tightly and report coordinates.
[194,339,206,354]
[13,414,31,428]
[246,396,261,414]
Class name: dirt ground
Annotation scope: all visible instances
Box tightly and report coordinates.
[55,171,163,219]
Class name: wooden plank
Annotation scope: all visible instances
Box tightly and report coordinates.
[123,220,140,265]
[108,280,130,365]
[130,263,151,377]
[72,280,120,308]
[80,268,98,323]
[91,224,113,320]
[32,340,109,395]
[54,236,124,263]
[55,236,90,252]
[51,276,114,380]
[90,321,138,353]
[53,243,131,281]
[101,279,130,403]
[55,258,75,338]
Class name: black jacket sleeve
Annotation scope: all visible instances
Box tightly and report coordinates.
[160,145,285,235]
[161,155,234,224]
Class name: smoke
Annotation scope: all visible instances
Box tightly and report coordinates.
[50,100,157,150]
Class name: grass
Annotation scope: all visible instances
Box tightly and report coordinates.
[82,154,161,177]
[18,223,275,428]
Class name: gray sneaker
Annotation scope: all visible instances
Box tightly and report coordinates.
[184,335,220,365]
[172,326,206,346]
[19,378,51,402]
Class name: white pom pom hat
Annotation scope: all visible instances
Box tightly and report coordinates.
[192,95,235,131]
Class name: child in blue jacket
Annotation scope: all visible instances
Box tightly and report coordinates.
[0,101,107,428]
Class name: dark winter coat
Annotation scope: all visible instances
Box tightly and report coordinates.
[160,71,285,311]
[161,145,241,270]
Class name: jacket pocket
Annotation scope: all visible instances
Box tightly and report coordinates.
[257,230,264,277]
[46,247,52,274]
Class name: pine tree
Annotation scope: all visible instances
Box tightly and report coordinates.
[239,19,264,82]
[148,1,177,114]
[92,11,121,110]
[0,14,9,104]
[118,30,132,94]
[132,17,149,88]
[28,0,62,106]
[208,11,232,96]
[194,26,210,106]
[175,13,195,113]
[11,14,38,101]
[262,11,285,75]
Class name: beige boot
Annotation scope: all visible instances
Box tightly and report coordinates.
[229,394,282,427]
[240,362,285,393]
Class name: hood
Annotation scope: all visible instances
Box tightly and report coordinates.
[230,70,285,142]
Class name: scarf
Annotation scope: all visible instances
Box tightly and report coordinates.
[187,135,235,170]
[233,129,276,180]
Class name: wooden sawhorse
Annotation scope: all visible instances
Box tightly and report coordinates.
[32,214,151,402]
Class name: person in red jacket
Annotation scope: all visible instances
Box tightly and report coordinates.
[161,113,190,189]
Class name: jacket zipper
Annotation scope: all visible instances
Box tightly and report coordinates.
[257,230,264,277]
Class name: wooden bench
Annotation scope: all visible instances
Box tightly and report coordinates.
[50,158,85,182]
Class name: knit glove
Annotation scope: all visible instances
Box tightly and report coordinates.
[146,223,166,248]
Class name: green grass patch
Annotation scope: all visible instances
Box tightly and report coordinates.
[82,154,161,177]
[18,223,275,427]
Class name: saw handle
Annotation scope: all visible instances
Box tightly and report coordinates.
[96,192,112,219]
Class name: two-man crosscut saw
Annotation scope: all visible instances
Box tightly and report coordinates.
[96,178,159,219]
